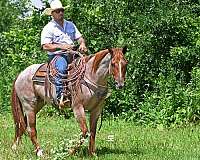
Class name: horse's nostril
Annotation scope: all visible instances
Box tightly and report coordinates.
[116,83,124,89]
[118,85,123,89]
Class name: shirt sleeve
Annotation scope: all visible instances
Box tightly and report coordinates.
[41,25,53,45]
[74,25,82,40]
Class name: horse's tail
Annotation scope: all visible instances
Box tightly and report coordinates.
[11,77,27,136]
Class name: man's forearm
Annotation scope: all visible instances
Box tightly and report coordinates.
[42,43,73,52]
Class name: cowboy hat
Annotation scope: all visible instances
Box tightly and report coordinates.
[43,0,70,16]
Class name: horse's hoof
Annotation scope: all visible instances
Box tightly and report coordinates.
[36,149,44,157]
[11,144,17,151]
[89,152,97,157]
[68,148,76,155]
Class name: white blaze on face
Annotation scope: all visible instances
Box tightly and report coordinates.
[119,59,122,81]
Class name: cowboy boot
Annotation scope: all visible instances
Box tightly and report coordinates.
[58,94,65,109]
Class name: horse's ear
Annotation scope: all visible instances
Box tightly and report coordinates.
[108,48,113,54]
[122,46,127,54]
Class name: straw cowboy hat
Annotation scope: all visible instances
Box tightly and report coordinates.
[43,0,70,16]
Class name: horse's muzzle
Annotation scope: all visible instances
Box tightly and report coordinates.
[116,82,124,89]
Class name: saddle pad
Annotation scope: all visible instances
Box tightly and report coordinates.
[32,63,47,83]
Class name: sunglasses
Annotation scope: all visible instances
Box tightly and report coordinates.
[53,8,64,14]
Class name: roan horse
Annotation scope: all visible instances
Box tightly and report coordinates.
[11,47,128,156]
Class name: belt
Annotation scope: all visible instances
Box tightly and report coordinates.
[48,53,69,63]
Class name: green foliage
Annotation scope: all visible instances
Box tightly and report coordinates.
[0,1,18,32]
[0,12,47,112]
[1,0,200,126]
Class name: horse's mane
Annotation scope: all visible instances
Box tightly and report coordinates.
[84,55,93,63]
[92,49,110,73]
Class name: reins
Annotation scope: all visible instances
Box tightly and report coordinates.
[84,75,108,89]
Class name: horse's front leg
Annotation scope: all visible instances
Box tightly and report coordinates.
[89,103,104,156]
[69,105,88,154]
[73,105,88,138]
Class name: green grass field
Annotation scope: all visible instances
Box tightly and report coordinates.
[1,112,200,160]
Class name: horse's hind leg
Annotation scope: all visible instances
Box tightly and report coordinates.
[26,111,43,156]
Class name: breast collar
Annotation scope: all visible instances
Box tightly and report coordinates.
[80,75,108,99]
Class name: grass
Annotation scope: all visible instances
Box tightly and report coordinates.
[1,112,200,160]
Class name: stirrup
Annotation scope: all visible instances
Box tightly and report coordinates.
[58,94,70,109]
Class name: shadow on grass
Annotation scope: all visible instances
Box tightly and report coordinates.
[96,147,142,156]
[78,146,142,157]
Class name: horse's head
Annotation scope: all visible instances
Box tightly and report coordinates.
[108,47,128,89]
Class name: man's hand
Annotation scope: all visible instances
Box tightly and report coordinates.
[77,37,88,53]
[78,43,88,53]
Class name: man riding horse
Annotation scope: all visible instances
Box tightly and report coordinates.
[41,0,87,107]
[11,0,128,156]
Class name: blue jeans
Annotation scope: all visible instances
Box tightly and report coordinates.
[48,55,68,99]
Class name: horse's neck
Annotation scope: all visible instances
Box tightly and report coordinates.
[86,53,111,86]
